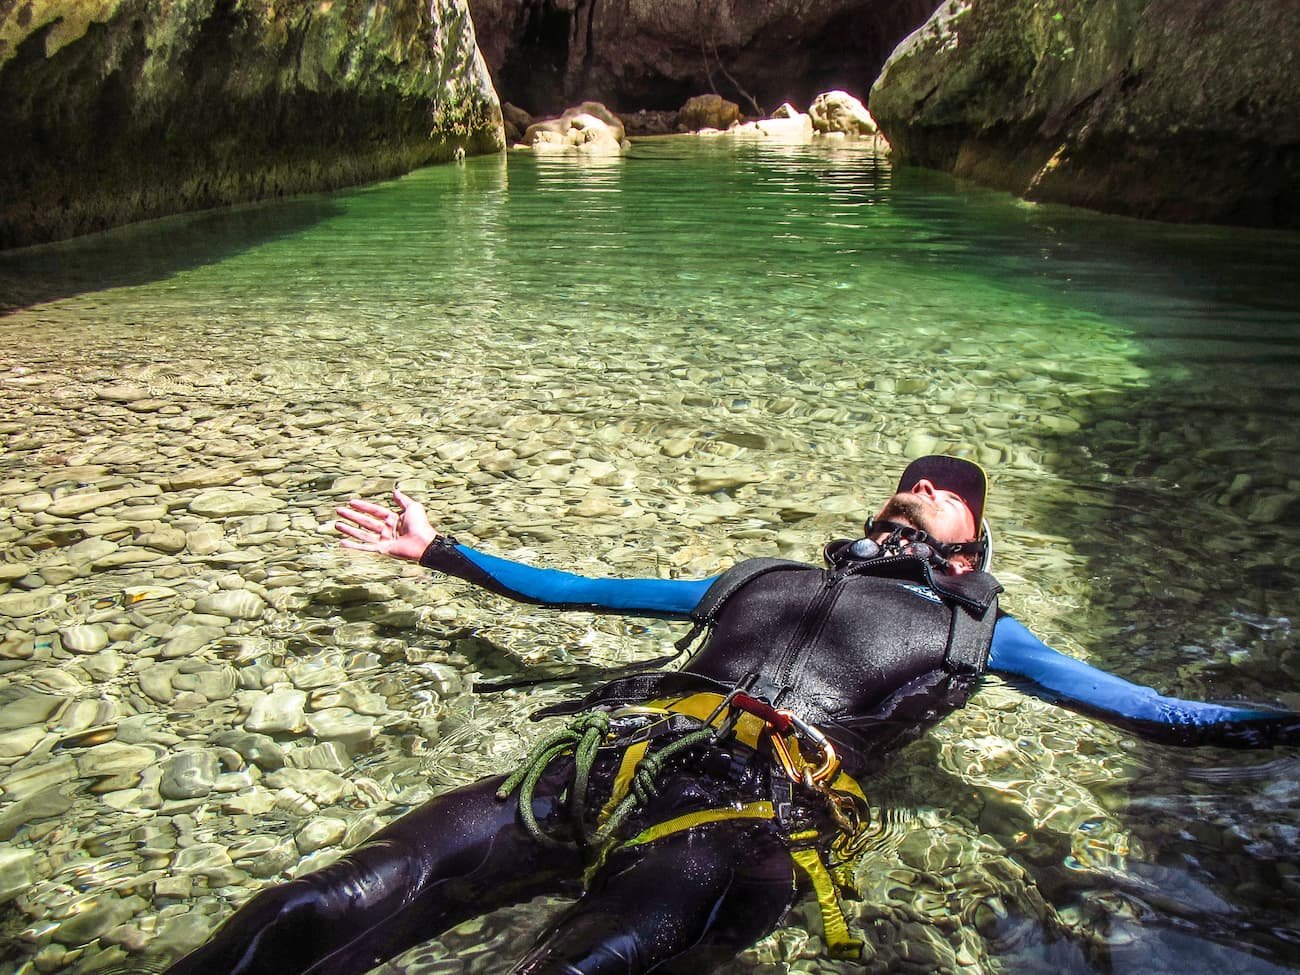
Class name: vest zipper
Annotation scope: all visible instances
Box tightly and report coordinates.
[770,556,931,703]
[771,568,850,701]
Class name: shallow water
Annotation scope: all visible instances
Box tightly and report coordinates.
[0,138,1297,975]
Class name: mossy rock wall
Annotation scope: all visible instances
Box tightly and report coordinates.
[869,0,1300,228]
[0,0,504,248]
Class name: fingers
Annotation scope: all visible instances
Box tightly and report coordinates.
[336,495,434,562]
[334,520,379,544]
[336,504,394,536]
[347,498,398,520]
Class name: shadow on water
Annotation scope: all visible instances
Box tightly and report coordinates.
[0,196,345,315]
[928,186,1300,971]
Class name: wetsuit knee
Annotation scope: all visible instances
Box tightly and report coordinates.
[164,879,332,975]
[513,916,644,975]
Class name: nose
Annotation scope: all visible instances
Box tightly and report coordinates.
[910,478,937,498]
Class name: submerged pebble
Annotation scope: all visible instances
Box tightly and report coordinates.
[0,140,1294,975]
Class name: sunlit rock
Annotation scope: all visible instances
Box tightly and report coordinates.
[522,102,629,154]
[730,109,815,143]
[810,90,877,135]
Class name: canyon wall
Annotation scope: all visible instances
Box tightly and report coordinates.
[869,0,1300,228]
[0,0,504,248]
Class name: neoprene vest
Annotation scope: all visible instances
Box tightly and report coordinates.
[675,543,1002,773]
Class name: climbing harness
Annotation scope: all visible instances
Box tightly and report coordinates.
[495,688,874,958]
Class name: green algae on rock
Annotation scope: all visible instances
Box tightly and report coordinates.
[0,0,505,248]
[869,0,1300,228]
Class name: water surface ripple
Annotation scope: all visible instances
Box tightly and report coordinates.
[0,139,1297,974]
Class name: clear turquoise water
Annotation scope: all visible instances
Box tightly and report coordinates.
[0,139,1297,974]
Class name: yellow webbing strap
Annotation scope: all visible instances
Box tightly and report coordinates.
[592,700,868,961]
[621,801,776,849]
[645,692,771,749]
[788,843,865,960]
[829,768,867,803]
[596,739,649,824]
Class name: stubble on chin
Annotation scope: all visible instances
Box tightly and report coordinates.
[874,494,932,535]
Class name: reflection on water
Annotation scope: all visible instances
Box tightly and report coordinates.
[0,139,1297,974]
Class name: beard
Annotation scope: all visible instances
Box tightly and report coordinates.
[874,493,935,535]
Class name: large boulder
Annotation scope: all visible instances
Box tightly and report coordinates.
[522,102,628,154]
[0,0,505,248]
[678,94,741,132]
[869,0,1300,228]
[810,90,878,135]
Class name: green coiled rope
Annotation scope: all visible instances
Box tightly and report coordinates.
[496,711,714,850]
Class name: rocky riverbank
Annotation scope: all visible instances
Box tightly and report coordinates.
[869,0,1300,228]
[0,0,504,248]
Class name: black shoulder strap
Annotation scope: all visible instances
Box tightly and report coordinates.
[944,592,999,677]
[674,557,808,651]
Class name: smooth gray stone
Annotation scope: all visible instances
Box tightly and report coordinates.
[0,589,65,619]
[286,741,350,771]
[188,491,286,517]
[0,692,63,730]
[218,732,287,771]
[74,742,159,778]
[264,767,349,805]
[158,750,220,800]
[160,624,224,659]
[193,590,266,620]
[2,755,77,801]
[295,817,347,853]
[0,726,47,758]
[59,624,109,653]
[171,841,233,872]
[0,846,36,905]
[53,891,144,946]
[245,688,308,734]
[0,787,74,841]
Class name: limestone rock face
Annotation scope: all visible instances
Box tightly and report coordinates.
[468,0,940,117]
[0,0,506,247]
[869,0,1300,228]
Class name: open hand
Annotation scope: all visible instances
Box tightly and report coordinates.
[335,490,438,562]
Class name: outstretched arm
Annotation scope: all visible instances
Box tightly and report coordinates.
[988,615,1298,747]
[336,493,713,618]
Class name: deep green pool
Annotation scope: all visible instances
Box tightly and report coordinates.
[0,138,1297,974]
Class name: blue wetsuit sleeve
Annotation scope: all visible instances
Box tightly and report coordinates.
[418,537,713,619]
[988,615,1298,747]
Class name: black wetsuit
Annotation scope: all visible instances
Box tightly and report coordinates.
[165,540,1297,975]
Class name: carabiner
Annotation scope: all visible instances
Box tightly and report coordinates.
[767,720,841,788]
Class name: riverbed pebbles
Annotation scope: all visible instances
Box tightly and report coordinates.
[0,144,1296,975]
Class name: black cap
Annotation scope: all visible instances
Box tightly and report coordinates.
[897,455,987,528]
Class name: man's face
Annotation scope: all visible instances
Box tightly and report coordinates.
[871,478,978,546]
